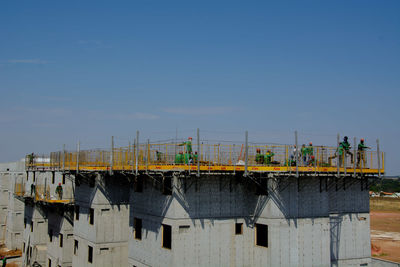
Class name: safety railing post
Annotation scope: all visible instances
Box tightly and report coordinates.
[295,131,299,178]
[377,139,381,178]
[344,137,347,177]
[146,139,149,174]
[197,128,200,177]
[136,131,139,176]
[208,144,211,175]
[132,138,136,173]
[62,144,65,171]
[128,141,131,171]
[337,134,340,178]
[110,136,114,175]
[76,141,80,174]
[353,137,356,178]
[233,144,236,175]
[244,131,248,177]
[383,152,385,172]
[314,147,317,176]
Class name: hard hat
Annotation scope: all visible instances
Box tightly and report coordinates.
[309,142,312,145]
[361,138,364,142]
[311,155,315,159]
[59,183,61,186]
[188,137,192,140]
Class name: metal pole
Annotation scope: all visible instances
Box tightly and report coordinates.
[314,146,317,176]
[136,131,139,176]
[146,139,149,174]
[208,144,211,175]
[344,137,347,177]
[353,137,357,178]
[244,131,248,177]
[377,139,381,178]
[295,131,299,178]
[76,141,80,174]
[110,136,114,175]
[175,126,178,159]
[128,141,131,172]
[233,144,236,175]
[337,134,340,178]
[197,128,200,177]
[132,139,135,174]
[62,144,65,171]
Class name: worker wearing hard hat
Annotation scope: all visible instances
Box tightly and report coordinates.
[179,137,193,164]
[341,136,354,164]
[357,139,370,168]
[307,142,314,163]
[55,183,63,200]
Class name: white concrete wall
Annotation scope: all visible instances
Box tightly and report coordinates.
[0,172,10,242]
[72,237,128,267]
[129,175,372,267]
[73,176,130,267]
[1,161,25,249]
[47,212,74,267]
[22,204,48,266]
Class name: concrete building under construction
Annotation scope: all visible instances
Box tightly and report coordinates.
[0,131,385,266]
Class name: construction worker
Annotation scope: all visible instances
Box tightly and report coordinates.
[291,145,298,164]
[27,153,34,166]
[255,148,264,164]
[179,137,193,164]
[156,150,163,162]
[265,150,275,165]
[31,183,36,197]
[175,151,184,164]
[55,183,63,200]
[341,136,354,164]
[1,256,6,267]
[287,155,296,166]
[179,137,193,154]
[301,144,307,165]
[307,142,314,162]
[308,155,315,166]
[357,139,370,168]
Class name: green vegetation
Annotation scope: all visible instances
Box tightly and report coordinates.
[370,178,400,192]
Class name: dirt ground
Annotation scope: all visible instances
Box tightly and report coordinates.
[370,197,400,263]
[0,246,22,267]
[0,247,22,258]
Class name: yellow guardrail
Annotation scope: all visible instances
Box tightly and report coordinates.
[14,183,25,197]
[25,142,384,173]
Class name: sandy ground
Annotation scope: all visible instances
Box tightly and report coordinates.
[370,210,400,263]
[0,246,22,267]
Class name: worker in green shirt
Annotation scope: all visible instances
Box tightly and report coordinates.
[307,142,314,162]
[179,137,193,154]
[27,153,34,166]
[55,183,63,200]
[341,136,354,164]
[1,256,6,267]
[156,150,163,162]
[179,137,193,163]
[265,150,275,165]
[193,151,198,163]
[308,155,315,166]
[256,149,264,164]
[357,139,370,168]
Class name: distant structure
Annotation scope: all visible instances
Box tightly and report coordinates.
[0,131,384,266]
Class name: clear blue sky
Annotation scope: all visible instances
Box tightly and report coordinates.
[0,1,399,174]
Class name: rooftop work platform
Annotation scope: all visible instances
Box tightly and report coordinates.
[24,132,384,176]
